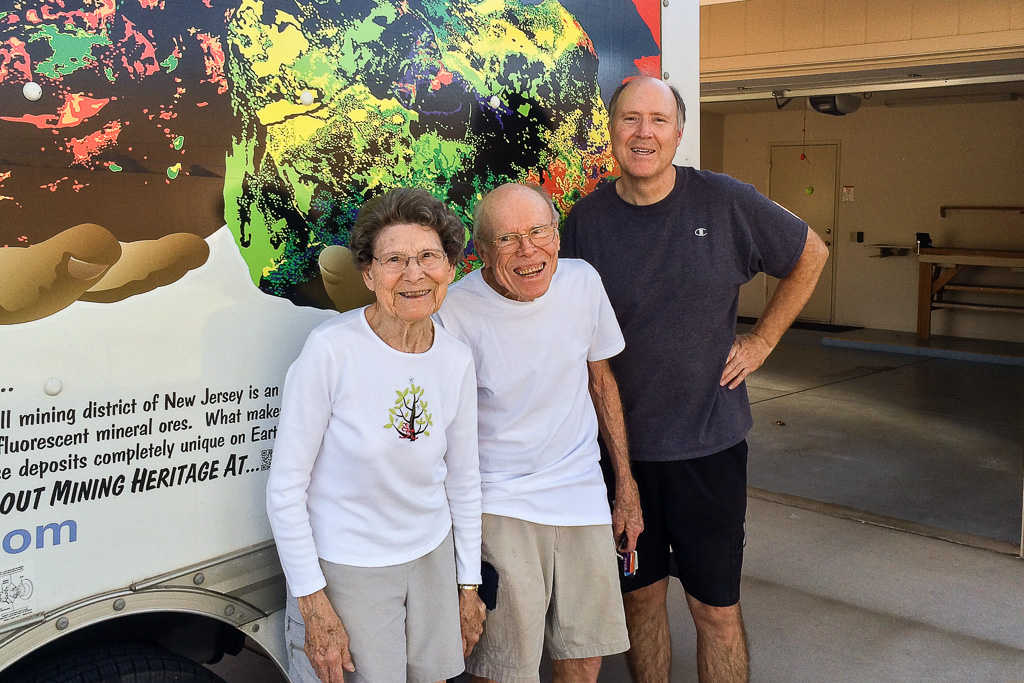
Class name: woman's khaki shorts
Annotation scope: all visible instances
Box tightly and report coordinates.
[466,514,629,683]
[285,532,463,683]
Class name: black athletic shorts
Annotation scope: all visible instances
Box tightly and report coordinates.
[612,441,748,608]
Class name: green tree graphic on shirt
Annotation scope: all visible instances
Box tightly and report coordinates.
[385,379,432,441]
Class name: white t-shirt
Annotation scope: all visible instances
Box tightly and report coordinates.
[266,307,481,598]
[435,259,625,526]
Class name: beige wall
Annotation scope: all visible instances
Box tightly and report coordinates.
[700,112,726,172]
[718,97,1024,342]
[701,0,1024,81]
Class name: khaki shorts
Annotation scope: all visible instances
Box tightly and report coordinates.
[285,532,463,683]
[466,515,629,683]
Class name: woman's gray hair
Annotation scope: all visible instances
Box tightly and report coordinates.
[349,187,466,271]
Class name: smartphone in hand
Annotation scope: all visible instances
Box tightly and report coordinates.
[616,539,638,577]
[480,561,499,610]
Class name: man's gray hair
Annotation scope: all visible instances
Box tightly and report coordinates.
[472,183,560,245]
[608,77,686,133]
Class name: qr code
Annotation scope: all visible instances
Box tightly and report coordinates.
[261,448,273,471]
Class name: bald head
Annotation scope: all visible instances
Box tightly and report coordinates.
[608,77,686,133]
[472,183,561,302]
[473,183,559,246]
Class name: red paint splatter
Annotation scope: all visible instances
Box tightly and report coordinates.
[571,18,597,57]
[66,121,122,166]
[632,0,661,48]
[59,93,110,127]
[0,92,110,129]
[430,66,453,91]
[0,37,33,82]
[120,17,161,78]
[196,32,227,95]
[530,156,611,215]
[633,54,660,78]
[17,1,115,32]
[42,177,69,192]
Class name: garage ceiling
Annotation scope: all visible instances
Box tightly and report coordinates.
[700,57,1024,113]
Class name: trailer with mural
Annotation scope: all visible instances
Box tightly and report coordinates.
[0,0,674,679]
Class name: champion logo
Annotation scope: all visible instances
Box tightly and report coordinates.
[695,227,708,237]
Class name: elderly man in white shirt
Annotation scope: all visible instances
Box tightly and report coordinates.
[436,183,643,683]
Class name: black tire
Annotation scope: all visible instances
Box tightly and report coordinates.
[10,644,228,683]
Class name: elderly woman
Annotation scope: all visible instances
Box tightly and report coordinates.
[267,187,485,683]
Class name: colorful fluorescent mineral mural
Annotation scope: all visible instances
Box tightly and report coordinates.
[0,0,659,320]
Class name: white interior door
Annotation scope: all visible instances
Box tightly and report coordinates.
[768,143,837,323]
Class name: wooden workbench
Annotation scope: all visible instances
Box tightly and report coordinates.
[917,248,1024,340]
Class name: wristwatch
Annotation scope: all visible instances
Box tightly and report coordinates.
[458,584,480,591]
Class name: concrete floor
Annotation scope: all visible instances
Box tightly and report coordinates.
[747,326,1024,548]
[211,328,1024,682]
[213,500,1024,682]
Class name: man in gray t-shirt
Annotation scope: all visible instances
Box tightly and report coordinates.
[562,77,828,683]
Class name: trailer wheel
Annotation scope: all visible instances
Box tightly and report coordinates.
[13,644,228,683]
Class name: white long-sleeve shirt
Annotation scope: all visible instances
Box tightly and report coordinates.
[267,307,482,597]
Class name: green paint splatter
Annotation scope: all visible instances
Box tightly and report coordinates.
[161,54,180,72]
[108,163,122,172]
[173,136,184,150]
[28,24,110,79]
[167,164,180,179]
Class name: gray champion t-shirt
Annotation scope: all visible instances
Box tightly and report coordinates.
[561,166,808,461]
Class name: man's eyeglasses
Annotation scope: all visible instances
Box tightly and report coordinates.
[490,225,557,254]
[373,249,448,272]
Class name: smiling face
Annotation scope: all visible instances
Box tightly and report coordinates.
[477,184,559,302]
[609,78,683,189]
[361,223,456,323]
